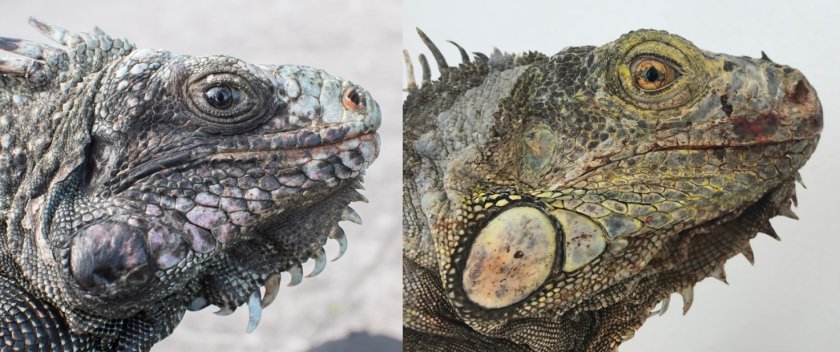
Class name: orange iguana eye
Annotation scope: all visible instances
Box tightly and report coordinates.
[631,57,679,91]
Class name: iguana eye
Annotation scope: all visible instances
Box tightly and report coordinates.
[606,33,709,111]
[204,85,242,110]
[631,57,679,91]
[187,73,257,120]
[182,62,273,133]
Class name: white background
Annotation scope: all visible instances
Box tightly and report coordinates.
[404,0,840,351]
[2,1,402,351]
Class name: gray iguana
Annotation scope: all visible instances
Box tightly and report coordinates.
[402,29,822,351]
[0,19,380,351]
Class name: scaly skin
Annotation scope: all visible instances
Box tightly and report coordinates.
[403,29,822,351]
[0,19,380,351]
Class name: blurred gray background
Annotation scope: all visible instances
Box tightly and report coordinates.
[2,1,402,351]
[405,0,839,351]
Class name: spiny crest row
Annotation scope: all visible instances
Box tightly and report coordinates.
[0,18,133,86]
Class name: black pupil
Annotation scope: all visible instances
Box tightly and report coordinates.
[644,67,661,82]
[205,86,235,109]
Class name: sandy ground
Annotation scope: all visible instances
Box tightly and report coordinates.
[1,1,403,351]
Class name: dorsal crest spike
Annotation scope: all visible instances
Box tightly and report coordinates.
[93,26,109,39]
[0,56,33,76]
[418,53,431,85]
[403,49,417,92]
[9,18,138,84]
[29,17,82,46]
[447,40,470,64]
[760,50,773,62]
[472,51,489,62]
[0,37,51,60]
[416,27,448,72]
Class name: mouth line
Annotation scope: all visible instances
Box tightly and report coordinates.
[572,136,817,186]
[652,134,820,152]
[111,131,378,194]
[244,120,380,150]
[212,131,378,156]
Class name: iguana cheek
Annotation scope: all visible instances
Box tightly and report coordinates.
[462,207,556,309]
[70,222,153,298]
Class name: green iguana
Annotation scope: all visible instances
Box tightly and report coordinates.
[0,19,380,351]
[402,28,821,351]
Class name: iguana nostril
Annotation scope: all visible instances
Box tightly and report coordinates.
[70,222,152,297]
[785,78,822,134]
[792,79,810,104]
[341,86,366,112]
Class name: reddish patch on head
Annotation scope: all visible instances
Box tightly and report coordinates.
[732,114,779,142]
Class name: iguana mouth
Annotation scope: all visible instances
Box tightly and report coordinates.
[110,128,379,194]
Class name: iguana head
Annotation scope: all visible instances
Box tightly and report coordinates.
[404,29,820,348]
[2,19,379,333]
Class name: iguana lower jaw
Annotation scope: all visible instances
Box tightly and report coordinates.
[531,179,801,350]
[185,181,370,326]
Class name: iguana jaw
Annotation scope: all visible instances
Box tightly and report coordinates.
[185,182,369,330]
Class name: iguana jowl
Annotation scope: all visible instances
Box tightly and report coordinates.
[403,29,822,351]
[0,19,380,350]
